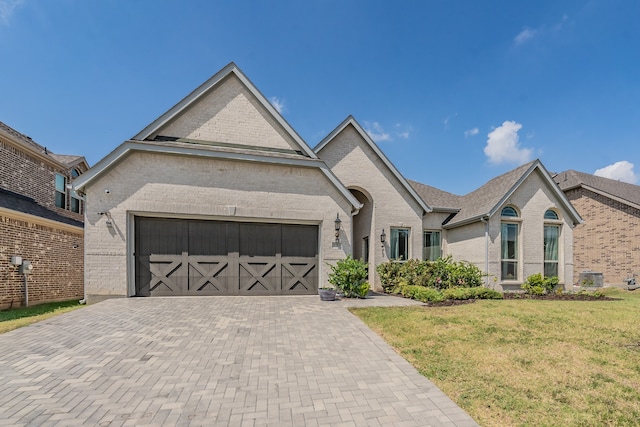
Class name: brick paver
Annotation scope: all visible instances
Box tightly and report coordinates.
[0,295,478,426]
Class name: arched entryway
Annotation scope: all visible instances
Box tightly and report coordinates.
[349,188,376,288]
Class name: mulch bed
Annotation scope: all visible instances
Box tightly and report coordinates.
[502,293,620,301]
[420,292,620,307]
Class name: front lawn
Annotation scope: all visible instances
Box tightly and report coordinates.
[0,300,84,334]
[351,288,640,426]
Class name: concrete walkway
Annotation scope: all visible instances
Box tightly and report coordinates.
[0,295,478,426]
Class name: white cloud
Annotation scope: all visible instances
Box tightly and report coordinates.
[0,0,23,25]
[514,28,537,44]
[395,123,411,139]
[484,120,533,165]
[464,128,479,137]
[364,121,391,142]
[269,96,285,114]
[514,15,571,46]
[594,161,638,184]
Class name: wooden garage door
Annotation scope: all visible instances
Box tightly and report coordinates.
[134,217,318,296]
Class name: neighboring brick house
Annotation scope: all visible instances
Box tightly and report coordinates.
[0,122,88,309]
[554,170,640,285]
[73,63,584,302]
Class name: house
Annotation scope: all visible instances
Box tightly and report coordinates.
[554,170,640,285]
[73,63,582,302]
[0,122,88,309]
[411,162,583,290]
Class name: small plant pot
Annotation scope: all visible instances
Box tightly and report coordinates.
[319,289,337,301]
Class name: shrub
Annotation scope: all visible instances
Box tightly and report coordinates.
[522,273,559,295]
[377,256,483,291]
[398,285,445,303]
[328,256,369,298]
[471,287,504,300]
[442,287,475,300]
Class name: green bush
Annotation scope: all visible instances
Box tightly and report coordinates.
[522,273,559,295]
[328,256,369,298]
[470,287,504,300]
[398,285,445,303]
[442,287,475,300]
[376,256,483,290]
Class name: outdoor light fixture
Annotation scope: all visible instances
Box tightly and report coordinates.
[334,213,342,244]
[380,229,386,244]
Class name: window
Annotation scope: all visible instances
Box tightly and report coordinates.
[55,174,66,209]
[501,206,519,280]
[70,190,81,214]
[544,225,559,277]
[423,231,441,261]
[544,210,560,278]
[544,209,558,220]
[501,223,519,280]
[501,206,518,217]
[390,228,410,260]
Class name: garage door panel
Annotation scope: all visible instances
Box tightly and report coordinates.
[148,253,188,296]
[281,259,317,294]
[135,218,318,296]
[186,256,234,295]
[239,257,279,295]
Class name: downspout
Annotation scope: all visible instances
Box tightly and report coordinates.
[480,216,489,287]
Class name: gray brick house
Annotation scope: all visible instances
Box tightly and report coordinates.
[0,122,88,308]
[555,170,640,285]
[74,63,582,302]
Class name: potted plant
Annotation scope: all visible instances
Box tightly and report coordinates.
[318,286,337,301]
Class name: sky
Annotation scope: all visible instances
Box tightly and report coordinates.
[1,0,639,195]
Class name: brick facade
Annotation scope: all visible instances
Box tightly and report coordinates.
[1,122,87,308]
[0,214,84,309]
[564,187,640,285]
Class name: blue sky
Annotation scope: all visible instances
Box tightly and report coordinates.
[1,1,639,195]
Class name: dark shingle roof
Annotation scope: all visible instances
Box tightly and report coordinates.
[449,161,537,226]
[0,121,46,153]
[0,121,87,168]
[554,170,640,208]
[408,180,461,210]
[0,187,83,228]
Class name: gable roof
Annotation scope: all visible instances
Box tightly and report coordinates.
[72,139,362,211]
[410,160,582,228]
[554,169,640,210]
[133,62,318,159]
[314,116,432,215]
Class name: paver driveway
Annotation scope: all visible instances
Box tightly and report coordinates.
[0,295,478,426]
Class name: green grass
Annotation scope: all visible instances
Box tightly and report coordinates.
[351,288,640,427]
[0,300,84,334]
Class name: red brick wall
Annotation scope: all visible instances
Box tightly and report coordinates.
[0,214,84,309]
[0,139,83,222]
[565,188,640,285]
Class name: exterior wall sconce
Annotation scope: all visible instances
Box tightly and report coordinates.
[380,229,386,244]
[334,213,342,244]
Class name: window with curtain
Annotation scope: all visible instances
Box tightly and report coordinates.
[390,228,410,260]
[423,231,441,261]
[501,222,519,280]
[55,173,66,209]
[544,210,560,277]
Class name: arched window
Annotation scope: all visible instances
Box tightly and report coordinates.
[500,206,519,280]
[501,206,518,217]
[544,209,558,220]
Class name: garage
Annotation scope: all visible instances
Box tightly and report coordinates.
[134,217,319,296]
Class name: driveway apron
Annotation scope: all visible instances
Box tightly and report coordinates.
[0,296,478,426]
